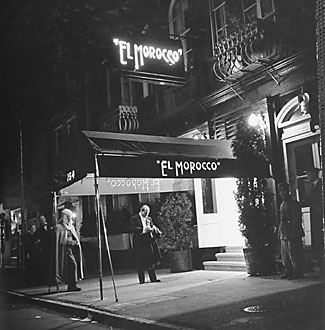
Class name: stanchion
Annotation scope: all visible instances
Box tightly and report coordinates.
[100,207,118,302]
[94,154,119,302]
[48,191,59,293]
[94,155,104,300]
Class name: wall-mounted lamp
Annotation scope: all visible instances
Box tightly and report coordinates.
[248,113,259,127]
[248,113,266,130]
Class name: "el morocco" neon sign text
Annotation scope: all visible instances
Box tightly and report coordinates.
[113,38,183,71]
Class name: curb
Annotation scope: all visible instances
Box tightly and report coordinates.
[5,290,196,330]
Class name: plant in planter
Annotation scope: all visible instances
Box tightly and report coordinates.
[157,192,194,272]
[231,117,277,276]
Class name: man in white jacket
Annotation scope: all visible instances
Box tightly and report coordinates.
[56,208,84,291]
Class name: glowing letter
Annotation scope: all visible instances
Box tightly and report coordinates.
[149,46,156,59]
[134,44,144,70]
[162,49,169,64]
[119,41,127,65]
[126,42,133,60]
[175,161,183,177]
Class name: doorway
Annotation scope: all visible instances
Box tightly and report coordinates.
[276,93,321,248]
[285,136,321,245]
[194,178,243,248]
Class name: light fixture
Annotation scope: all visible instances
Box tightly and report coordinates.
[248,113,266,131]
[248,113,259,127]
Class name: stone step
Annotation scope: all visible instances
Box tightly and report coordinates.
[225,246,244,253]
[215,252,245,262]
[203,261,247,272]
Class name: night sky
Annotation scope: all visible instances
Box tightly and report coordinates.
[0,3,48,202]
[0,0,168,204]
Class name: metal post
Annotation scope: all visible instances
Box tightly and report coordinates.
[0,218,4,267]
[100,207,118,302]
[19,119,25,221]
[94,154,104,300]
[49,191,59,293]
[18,118,26,275]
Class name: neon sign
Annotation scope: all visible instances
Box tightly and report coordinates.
[113,38,183,71]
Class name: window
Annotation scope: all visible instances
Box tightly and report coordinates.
[121,77,148,107]
[242,0,275,23]
[201,178,218,214]
[170,0,189,36]
[209,0,242,53]
[169,0,191,71]
[211,1,227,41]
[81,196,97,237]
[210,0,275,47]
[295,142,320,207]
[120,77,167,116]
[54,115,76,156]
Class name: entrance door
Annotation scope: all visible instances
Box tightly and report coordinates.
[286,135,321,245]
[194,178,243,248]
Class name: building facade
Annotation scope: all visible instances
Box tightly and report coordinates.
[2,0,323,271]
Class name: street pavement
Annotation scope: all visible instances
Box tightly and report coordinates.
[1,267,325,330]
[0,296,124,330]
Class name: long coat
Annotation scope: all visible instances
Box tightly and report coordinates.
[130,214,161,268]
[55,223,84,284]
[25,232,42,272]
[279,198,305,241]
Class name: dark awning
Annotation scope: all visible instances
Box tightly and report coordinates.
[82,130,233,158]
[52,130,270,190]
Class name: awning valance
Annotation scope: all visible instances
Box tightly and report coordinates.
[60,175,194,196]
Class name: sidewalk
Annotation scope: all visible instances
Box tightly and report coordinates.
[2,268,325,330]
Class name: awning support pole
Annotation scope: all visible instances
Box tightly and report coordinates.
[94,154,104,300]
[100,207,118,302]
[49,191,59,293]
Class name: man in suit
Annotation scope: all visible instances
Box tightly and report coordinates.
[130,204,162,284]
[36,215,52,284]
[25,224,42,285]
[305,167,324,275]
[278,183,305,279]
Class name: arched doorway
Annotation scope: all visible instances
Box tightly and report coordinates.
[276,92,321,249]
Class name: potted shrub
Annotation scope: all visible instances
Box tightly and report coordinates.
[157,192,193,273]
[231,117,276,276]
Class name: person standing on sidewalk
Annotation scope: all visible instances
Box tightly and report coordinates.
[130,204,162,284]
[305,167,325,275]
[25,224,42,285]
[278,182,305,279]
[36,215,52,284]
[55,208,84,291]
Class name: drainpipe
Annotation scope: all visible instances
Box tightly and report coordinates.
[316,0,325,277]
